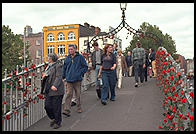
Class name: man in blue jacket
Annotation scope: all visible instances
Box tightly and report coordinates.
[62,45,88,117]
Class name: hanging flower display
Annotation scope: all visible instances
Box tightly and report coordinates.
[156,47,194,131]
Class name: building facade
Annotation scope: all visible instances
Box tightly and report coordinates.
[21,25,43,65]
[43,24,80,62]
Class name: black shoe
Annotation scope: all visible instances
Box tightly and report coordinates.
[62,110,71,117]
[53,123,61,129]
[71,101,77,106]
[101,101,107,105]
[50,119,55,127]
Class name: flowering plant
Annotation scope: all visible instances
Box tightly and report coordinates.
[156,47,194,131]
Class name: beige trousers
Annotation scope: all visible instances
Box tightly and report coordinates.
[152,60,157,77]
[116,66,122,88]
[64,81,81,112]
[128,66,133,77]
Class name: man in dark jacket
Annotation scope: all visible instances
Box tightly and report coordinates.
[91,42,103,92]
[42,53,64,129]
[62,45,88,117]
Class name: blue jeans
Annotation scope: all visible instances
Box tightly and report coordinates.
[95,65,101,87]
[101,70,116,101]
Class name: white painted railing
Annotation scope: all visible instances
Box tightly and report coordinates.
[2,58,96,131]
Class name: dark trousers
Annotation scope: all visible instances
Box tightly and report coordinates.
[44,95,64,125]
[144,66,148,81]
[101,70,116,101]
[133,60,144,83]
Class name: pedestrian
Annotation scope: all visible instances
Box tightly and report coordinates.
[98,44,117,105]
[113,43,118,57]
[91,42,103,98]
[149,48,157,78]
[42,53,64,129]
[144,49,150,82]
[116,50,127,89]
[62,44,88,117]
[132,41,146,87]
[125,51,133,77]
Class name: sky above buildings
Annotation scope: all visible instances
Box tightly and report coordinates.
[2,3,194,59]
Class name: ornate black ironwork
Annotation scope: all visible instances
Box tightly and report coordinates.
[87,3,162,52]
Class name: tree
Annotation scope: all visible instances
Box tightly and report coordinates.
[124,22,177,58]
[2,25,30,76]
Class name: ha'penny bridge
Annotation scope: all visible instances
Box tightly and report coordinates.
[2,3,194,131]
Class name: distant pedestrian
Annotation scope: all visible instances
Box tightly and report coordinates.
[98,44,117,105]
[132,42,146,87]
[62,45,88,117]
[144,49,150,82]
[113,43,118,57]
[149,48,157,77]
[116,50,127,89]
[42,53,64,129]
[125,51,133,77]
[91,42,103,97]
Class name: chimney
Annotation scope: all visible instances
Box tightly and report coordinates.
[84,22,89,28]
[95,27,101,35]
[24,25,32,37]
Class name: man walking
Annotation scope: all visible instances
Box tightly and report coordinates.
[62,45,88,117]
[91,42,103,94]
[125,51,133,77]
[132,42,146,87]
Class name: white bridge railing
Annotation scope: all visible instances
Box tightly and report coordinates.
[2,58,96,131]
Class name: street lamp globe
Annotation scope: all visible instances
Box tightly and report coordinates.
[120,3,127,11]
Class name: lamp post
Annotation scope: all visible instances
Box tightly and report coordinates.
[24,27,26,67]
[120,3,127,26]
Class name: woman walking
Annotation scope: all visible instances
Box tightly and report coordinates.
[98,44,117,105]
[42,53,64,129]
[116,50,127,89]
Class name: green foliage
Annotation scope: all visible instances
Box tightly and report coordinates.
[124,22,177,57]
[2,25,30,76]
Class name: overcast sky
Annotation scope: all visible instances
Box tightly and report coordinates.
[2,3,194,59]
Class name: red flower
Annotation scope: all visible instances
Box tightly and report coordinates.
[189,92,194,98]
[172,107,176,113]
[181,91,185,95]
[3,101,7,105]
[179,114,183,118]
[164,118,168,123]
[24,68,29,72]
[31,64,36,70]
[162,70,167,75]
[170,67,175,72]
[171,86,176,92]
[181,98,187,103]
[159,126,163,129]
[26,82,31,87]
[178,80,182,85]
[176,72,181,77]
[170,75,174,81]
[189,116,194,121]
[174,93,178,97]
[163,62,168,66]
[5,114,10,120]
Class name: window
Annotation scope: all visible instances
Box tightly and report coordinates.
[58,33,65,41]
[68,32,76,40]
[84,40,88,46]
[47,34,54,42]
[58,45,65,56]
[47,46,54,55]
[36,40,41,45]
[36,50,42,58]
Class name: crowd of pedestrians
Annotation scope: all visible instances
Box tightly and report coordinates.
[41,41,157,129]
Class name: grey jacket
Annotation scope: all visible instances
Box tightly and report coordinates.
[43,61,65,96]
[91,49,103,69]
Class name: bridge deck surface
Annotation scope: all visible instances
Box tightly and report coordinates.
[25,76,164,131]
